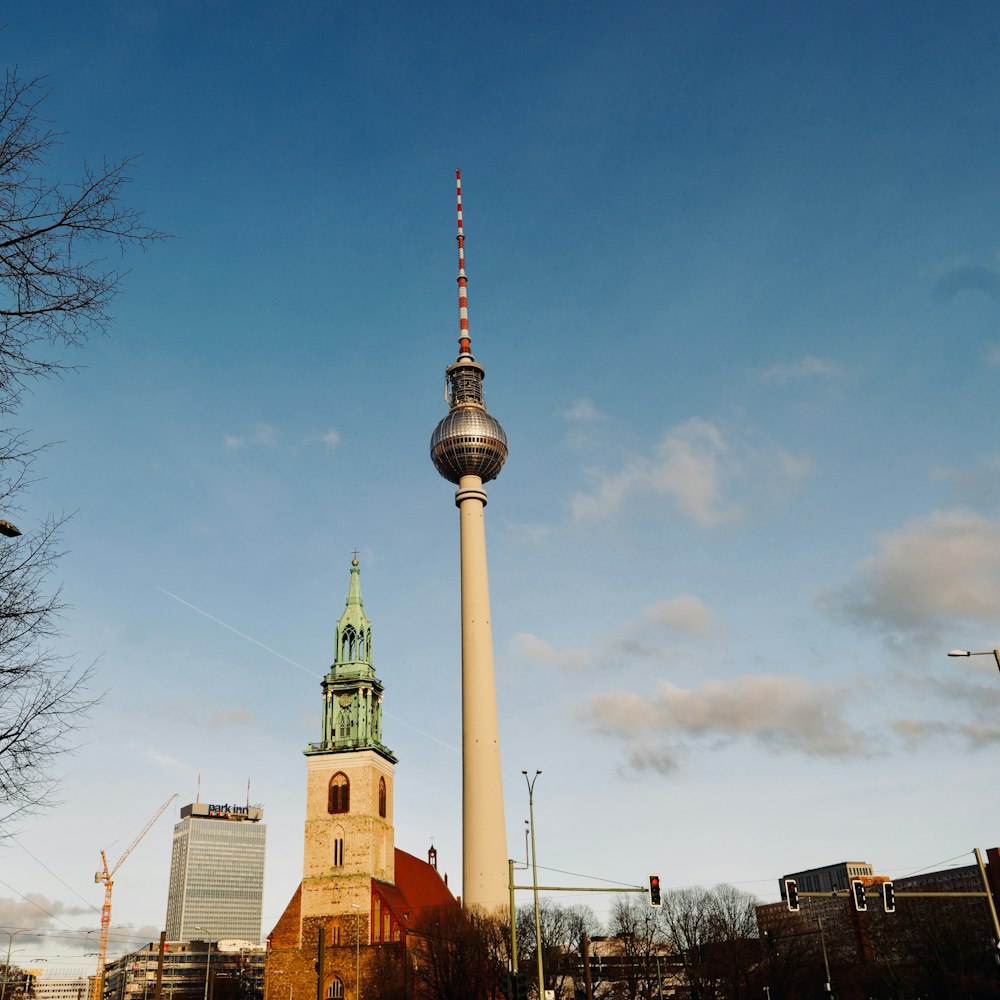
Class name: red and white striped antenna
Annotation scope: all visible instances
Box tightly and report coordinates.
[456,168,472,357]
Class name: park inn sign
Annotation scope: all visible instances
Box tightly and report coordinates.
[180,801,264,822]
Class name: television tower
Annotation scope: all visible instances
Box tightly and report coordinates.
[430,169,509,910]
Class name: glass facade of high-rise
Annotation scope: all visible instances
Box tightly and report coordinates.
[164,803,266,944]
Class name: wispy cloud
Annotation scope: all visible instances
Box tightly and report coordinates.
[206,707,255,729]
[933,263,1000,302]
[563,398,605,422]
[0,894,93,950]
[640,596,715,637]
[931,456,1000,509]
[224,423,280,450]
[510,595,717,671]
[759,356,844,383]
[891,717,1000,750]
[585,675,868,773]
[143,749,187,772]
[889,674,1000,750]
[570,418,809,526]
[223,425,342,451]
[823,508,1000,637]
[511,632,591,669]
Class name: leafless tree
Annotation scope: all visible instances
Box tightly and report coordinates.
[605,895,664,1000]
[409,905,508,1000]
[0,67,163,823]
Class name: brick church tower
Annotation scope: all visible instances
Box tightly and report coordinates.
[266,557,456,1000]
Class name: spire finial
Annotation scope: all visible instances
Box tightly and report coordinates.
[351,547,360,566]
[456,168,471,358]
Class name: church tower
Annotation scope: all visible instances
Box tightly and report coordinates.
[266,557,456,1000]
[300,555,397,930]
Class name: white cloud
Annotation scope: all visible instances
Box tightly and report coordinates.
[641,596,715,637]
[224,423,280,450]
[585,675,868,772]
[511,631,591,669]
[563,398,604,422]
[984,344,1000,369]
[570,418,809,526]
[321,429,341,449]
[759,356,845,383]
[826,508,1000,635]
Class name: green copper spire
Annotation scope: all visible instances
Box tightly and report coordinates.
[334,555,373,674]
[306,555,396,762]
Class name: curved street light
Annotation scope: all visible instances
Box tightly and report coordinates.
[947,648,1000,673]
[522,770,544,1000]
[1,930,30,1000]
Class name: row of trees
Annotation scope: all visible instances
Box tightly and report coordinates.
[358,885,1000,1000]
[358,886,763,1000]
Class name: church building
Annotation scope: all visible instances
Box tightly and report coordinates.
[265,557,457,1000]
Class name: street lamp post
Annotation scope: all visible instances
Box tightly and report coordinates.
[1,930,29,1000]
[522,770,544,1000]
[194,928,212,1000]
[948,648,1000,673]
[816,918,832,996]
[350,904,361,1000]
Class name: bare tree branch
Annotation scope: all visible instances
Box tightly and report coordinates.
[0,65,160,821]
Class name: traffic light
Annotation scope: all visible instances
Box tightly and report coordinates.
[514,972,528,1000]
[648,874,662,907]
[851,879,867,912]
[881,881,895,913]
[784,878,799,912]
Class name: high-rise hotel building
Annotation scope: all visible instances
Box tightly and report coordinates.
[164,802,266,944]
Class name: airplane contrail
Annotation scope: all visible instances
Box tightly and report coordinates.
[156,586,458,752]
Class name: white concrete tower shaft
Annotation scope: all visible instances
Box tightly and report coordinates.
[429,170,510,910]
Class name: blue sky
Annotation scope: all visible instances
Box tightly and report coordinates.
[4,0,1000,971]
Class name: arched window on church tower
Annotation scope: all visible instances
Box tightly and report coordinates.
[328,773,349,814]
[326,978,344,999]
[378,777,386,818]
[337,709,352,740]
[342,626,356,661]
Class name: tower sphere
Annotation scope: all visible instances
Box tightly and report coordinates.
[430,406,508,484]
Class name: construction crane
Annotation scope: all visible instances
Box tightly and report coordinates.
[91,794,177,1000]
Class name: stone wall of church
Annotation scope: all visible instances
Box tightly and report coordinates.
[266,913,389,1000]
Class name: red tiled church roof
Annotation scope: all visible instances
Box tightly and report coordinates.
[392,848,458,915]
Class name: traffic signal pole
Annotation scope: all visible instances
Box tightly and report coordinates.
[974,848,1000,945]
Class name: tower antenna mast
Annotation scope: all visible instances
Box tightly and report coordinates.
[456,169,472,358]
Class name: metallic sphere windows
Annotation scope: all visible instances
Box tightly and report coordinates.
[430,407,508,484]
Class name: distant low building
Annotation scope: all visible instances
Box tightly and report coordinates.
[101,941,263,1000]
[779,860,875,899]
[28,977,91,1000]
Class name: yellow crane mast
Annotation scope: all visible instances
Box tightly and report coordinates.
[91,793,178,1000]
